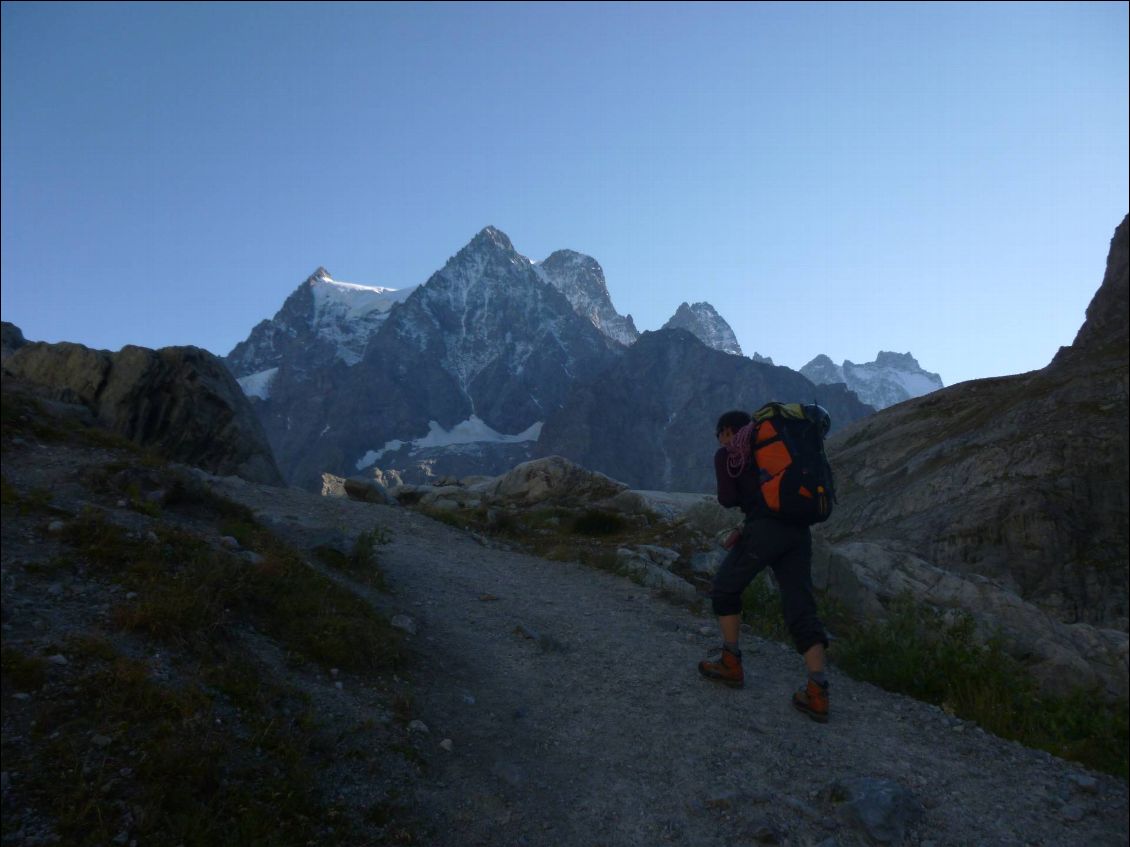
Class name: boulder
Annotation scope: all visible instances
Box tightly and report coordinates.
[483,456,628,505]
[321,473,347,497]
[3,337,283,485]
[615,549,698,600]
[343,476,396,506]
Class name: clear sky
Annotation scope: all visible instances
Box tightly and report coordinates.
[2,1,1127,387]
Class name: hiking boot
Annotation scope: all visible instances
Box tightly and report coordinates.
[698,646,744,688]
[792,679,829,723]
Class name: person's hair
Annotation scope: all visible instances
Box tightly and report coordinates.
[715,410,751,437]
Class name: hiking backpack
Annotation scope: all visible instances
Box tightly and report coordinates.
[748,402,836,525]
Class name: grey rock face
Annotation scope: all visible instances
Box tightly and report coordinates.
[538,328,874,492]
[662,302,743,355]
[3,339,283,484]
[802,351,944,410]
[821,214,1129,694]
[534,250,639,347]
[1058,213,1129,361]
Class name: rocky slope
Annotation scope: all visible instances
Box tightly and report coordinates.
[802,351,945,410]
[2,331,282,484]
[537,328,874,492]
[819,214,1130,697]
[4,361,1127,847]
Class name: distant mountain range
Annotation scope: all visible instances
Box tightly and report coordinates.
[223,226,933,489]
[801,352,945,411]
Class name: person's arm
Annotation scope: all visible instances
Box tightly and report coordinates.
[715,448,740,508]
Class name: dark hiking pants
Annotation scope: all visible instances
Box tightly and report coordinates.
[709,516,828,655]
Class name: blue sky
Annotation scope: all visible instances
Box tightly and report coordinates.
[2,1,1127,387]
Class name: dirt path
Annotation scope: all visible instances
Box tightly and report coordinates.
[209,474,1129,847]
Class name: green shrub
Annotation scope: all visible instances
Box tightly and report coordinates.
[833,593,1129,779]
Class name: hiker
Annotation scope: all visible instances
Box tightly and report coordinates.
[697,408,831,722]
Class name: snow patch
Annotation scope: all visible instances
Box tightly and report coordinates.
[237,367,278,400]
[355,416,543,470]
[310,275,416,321]
[308,272,418,365]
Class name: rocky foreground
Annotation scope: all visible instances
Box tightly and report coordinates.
[2,424,1127,846]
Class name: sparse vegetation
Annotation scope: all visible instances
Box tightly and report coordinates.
[739,573,791,643]
[0,388,141,452]
[827,593,1129,779]
[5,645,328,847]
[2,452,416,845]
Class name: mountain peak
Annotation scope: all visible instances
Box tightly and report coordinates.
[662,302,742,356]
[469,226,516,254]
[802,351,942,410]
[534,250,638,347]
[873,351,921,369]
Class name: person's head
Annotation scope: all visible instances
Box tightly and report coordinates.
[715,410,751,445]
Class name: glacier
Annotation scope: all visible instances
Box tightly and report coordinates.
[356,416,544,470]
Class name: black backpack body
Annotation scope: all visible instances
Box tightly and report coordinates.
[749,402,836,525]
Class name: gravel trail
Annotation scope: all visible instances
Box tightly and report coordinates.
[210,475,1130,847]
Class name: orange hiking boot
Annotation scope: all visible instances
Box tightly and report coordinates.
[792,679,829,723]
[698,646,744,688]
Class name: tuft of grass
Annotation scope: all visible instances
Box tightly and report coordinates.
[739,573,790,642]
[333,527,393,591]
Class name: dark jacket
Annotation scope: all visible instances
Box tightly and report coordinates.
[714,446,765,518]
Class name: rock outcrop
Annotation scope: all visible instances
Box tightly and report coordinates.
[1,321,27,362]
[2,332,283,485]
[820,214,1130,697]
